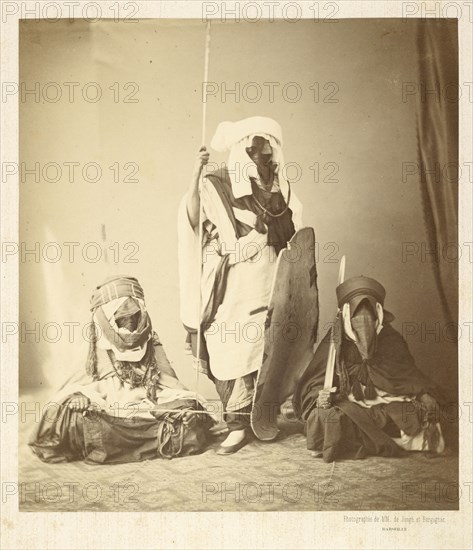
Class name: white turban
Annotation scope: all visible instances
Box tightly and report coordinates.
[210,116,283,152]
[209,116,287,199]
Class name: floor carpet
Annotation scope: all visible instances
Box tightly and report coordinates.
[18,391,459,512]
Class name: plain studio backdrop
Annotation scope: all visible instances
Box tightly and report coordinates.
[18,19,457,404]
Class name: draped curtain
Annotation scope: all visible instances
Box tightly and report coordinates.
[416,20,459,326]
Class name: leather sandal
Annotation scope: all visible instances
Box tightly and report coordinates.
[216,433,250,455]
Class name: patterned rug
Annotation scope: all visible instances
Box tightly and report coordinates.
[18,391,459,512]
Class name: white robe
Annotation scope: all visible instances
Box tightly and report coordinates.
[178,174,303,381]
[51,347,208,419]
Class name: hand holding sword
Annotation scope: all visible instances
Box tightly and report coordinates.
[317,255,346,409]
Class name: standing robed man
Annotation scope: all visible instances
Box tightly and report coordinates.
[178,116,303,454]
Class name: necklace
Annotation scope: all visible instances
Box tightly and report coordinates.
[252,181,292,219]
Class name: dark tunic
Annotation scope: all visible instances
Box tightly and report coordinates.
[205,167,295,256]
[292,323,442,462]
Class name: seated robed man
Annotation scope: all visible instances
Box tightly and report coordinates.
[29,276,213,464]
[292,276,445,463]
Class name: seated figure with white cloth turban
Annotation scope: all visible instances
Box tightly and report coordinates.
[292,276,446,462]
[29,276,212,464]
[178,116,304,454]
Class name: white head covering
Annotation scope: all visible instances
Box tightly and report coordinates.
[210,116,287,199]
[211,116,283,151]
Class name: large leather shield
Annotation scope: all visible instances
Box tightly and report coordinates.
[251,227,319,440]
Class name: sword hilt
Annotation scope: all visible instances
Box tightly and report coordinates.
[317,387,337,409]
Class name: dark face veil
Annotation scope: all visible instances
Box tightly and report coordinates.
[336,276,388,400]
[344,297,381,361]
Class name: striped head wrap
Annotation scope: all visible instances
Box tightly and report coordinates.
[90,276,145,310]
[86,276,153,379]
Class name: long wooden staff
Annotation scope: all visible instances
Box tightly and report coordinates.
[195,21,212,386]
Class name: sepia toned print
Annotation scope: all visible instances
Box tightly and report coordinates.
[1,3,471,550]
